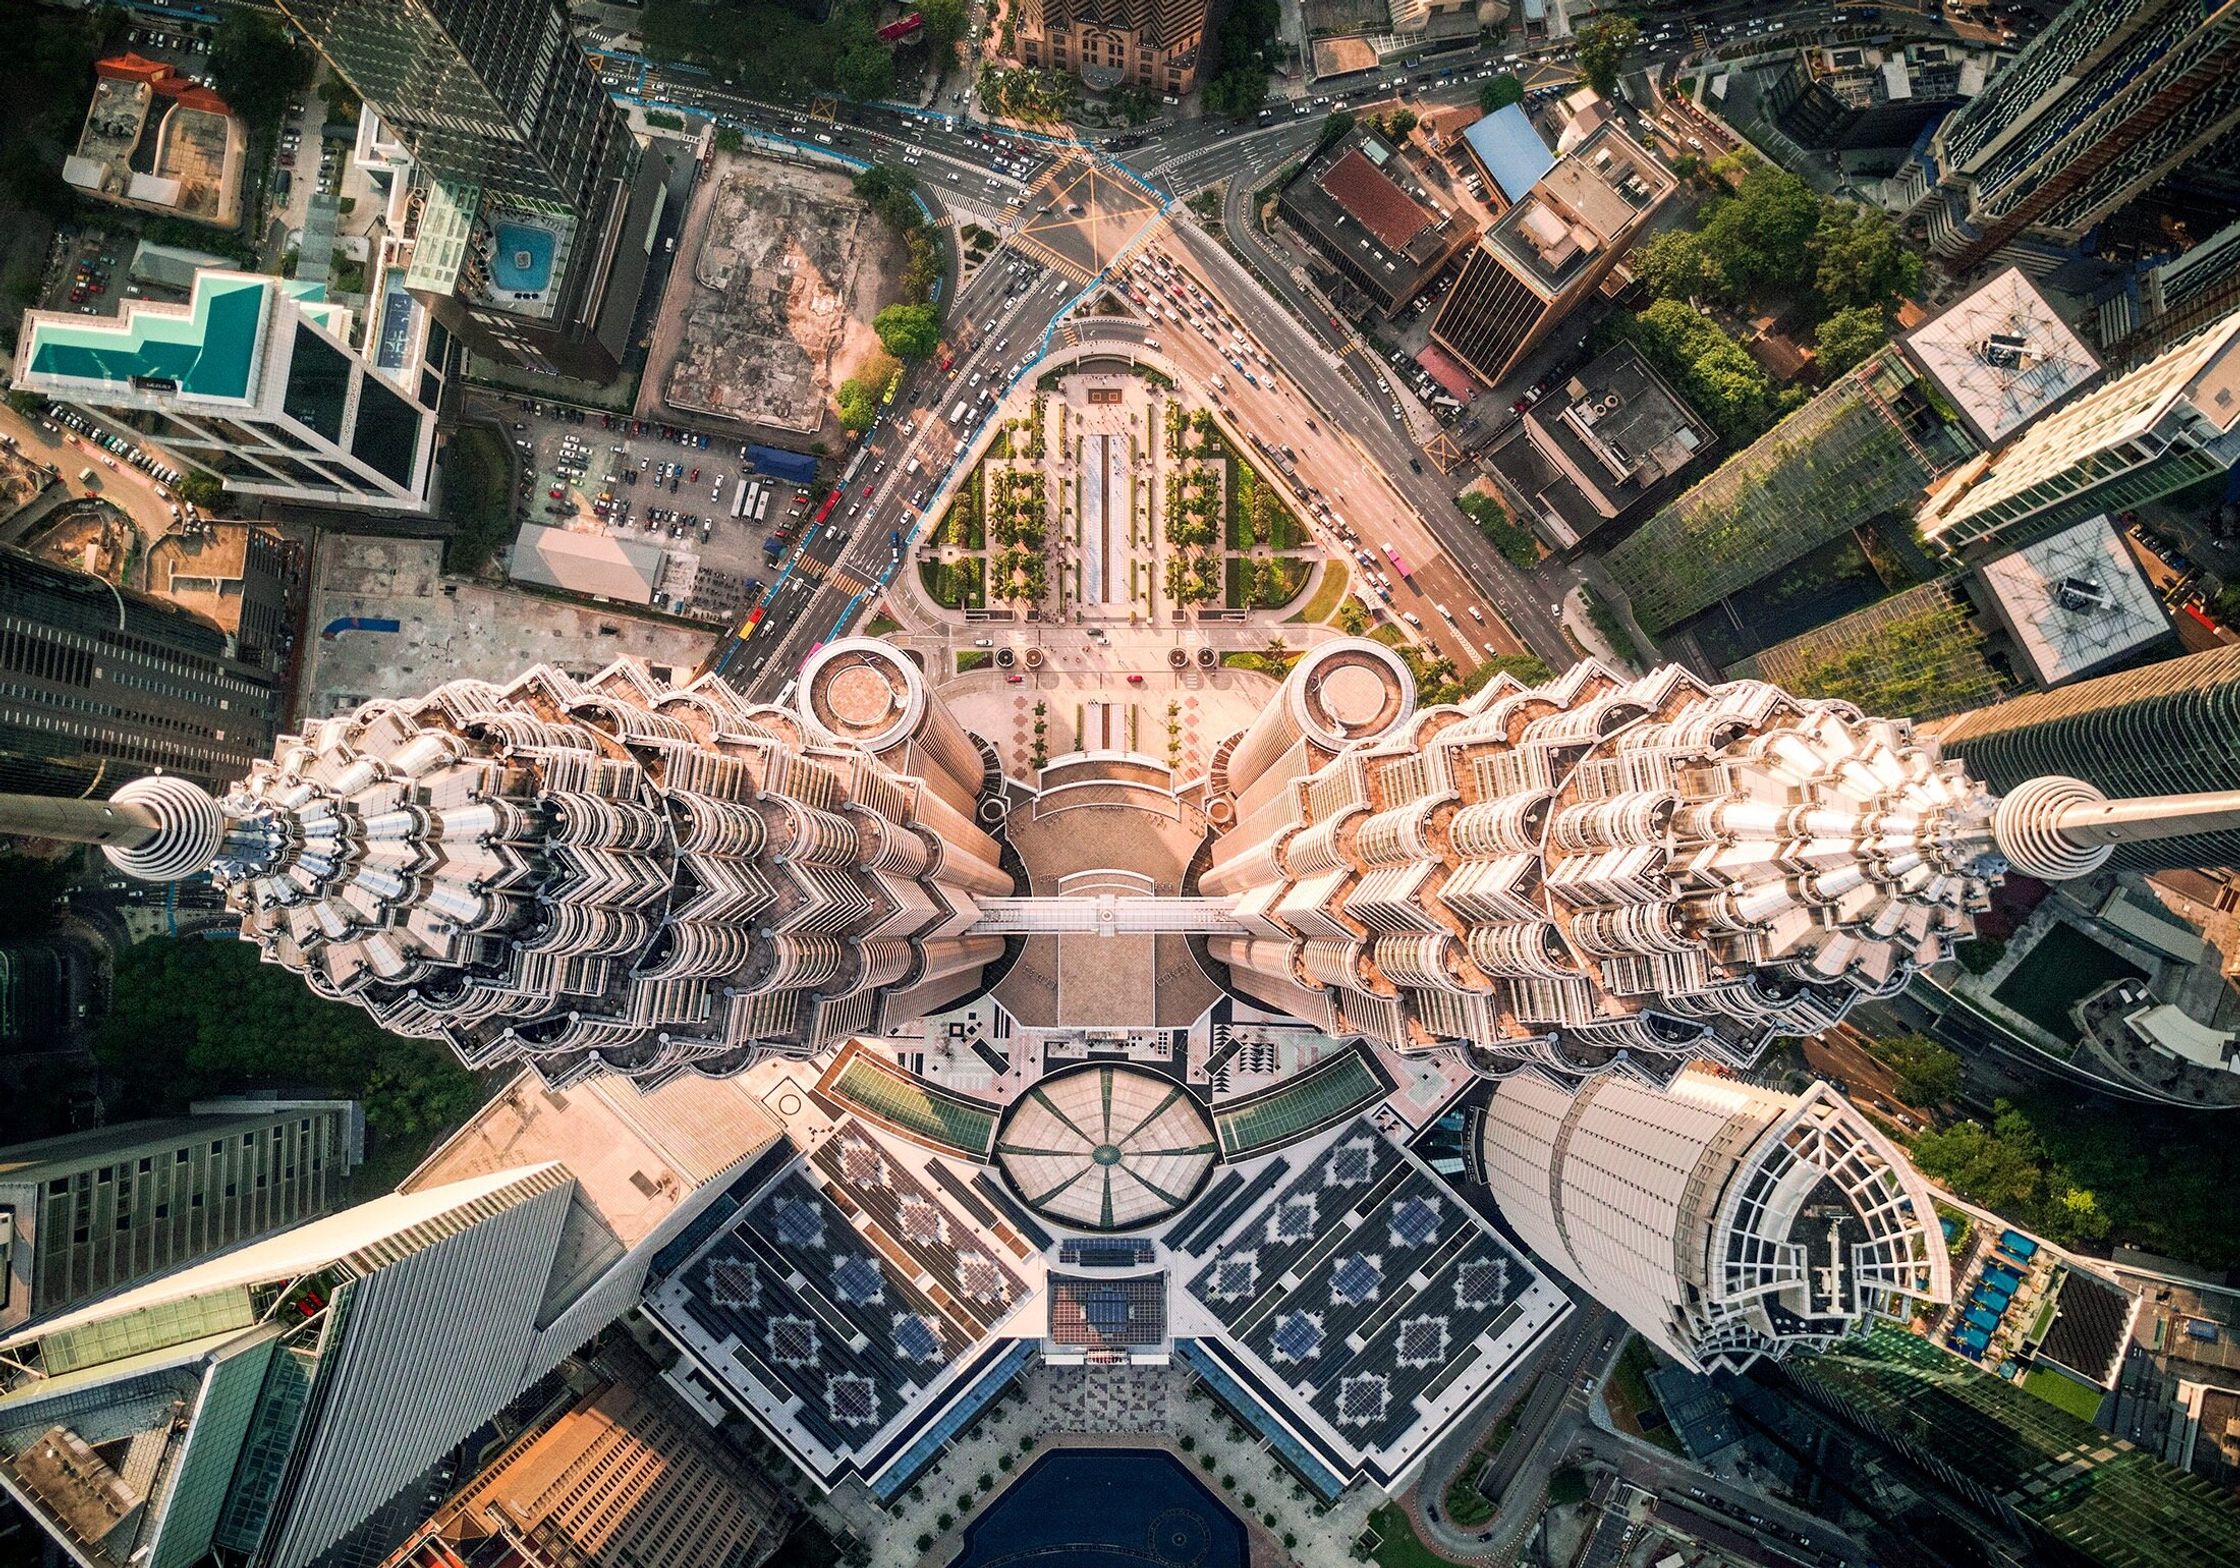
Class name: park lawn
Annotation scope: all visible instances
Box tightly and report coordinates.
[1364,1504,1465,1568]
[1288,559,1351,623]
[920,558,986,610]
[1992,923,2146,1039]
[2022,1369,2106,1423]
[957,649,992,672]
[1604,1337,1685,1454]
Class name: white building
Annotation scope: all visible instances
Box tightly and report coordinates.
[0,1070,785,1568]
[1480,1069,1951,1372]
[11,269,439,513]
[1920,310,2240,551]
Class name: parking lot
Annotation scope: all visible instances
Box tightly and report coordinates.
[489,395,823,625]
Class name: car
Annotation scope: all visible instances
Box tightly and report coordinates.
[861,483,875,498]
[1004,673,1025,683]
[1126,673,1145,684]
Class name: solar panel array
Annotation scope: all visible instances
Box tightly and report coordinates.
[661,1123,1024,1458]
[1047,1272,1169,1348]
[1184,1117,1535,1454]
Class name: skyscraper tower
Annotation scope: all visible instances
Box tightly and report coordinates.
[1479,1068,1949,1371]
[0,649,1011,1086]
[0,546,282,799]
[1201,648,2240,1079]
[1935,643,2240,871]
[1894,0,2240,271]
[1918,310,2240,552]
[273,0,664,380]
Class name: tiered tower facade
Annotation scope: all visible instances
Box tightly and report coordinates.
[1201,647,2159,1082]
[93,654,1009,1085]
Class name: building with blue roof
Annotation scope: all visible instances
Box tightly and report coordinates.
[1460,105,1557,206]
[12,269,438,513]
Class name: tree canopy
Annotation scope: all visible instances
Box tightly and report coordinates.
[1814,304,1889,376]
[96,938,483,1152]
[873,302,942,359]
[1867,1032,1963,1105]
[209,10,315,133]
[1606,299,1798,449]
[1480,73,1524,112]
[1203,0,1278,119]
[1811,201,1925,312]
[920,0,969,60]
[1575,16,1639,96]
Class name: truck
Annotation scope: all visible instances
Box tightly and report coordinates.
[950,399,970,425]
[1382,542,1413,579]
[763,534,786,560]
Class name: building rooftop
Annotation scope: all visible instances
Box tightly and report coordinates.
[1461,104,1556,205]
[509,523,665,604]
[1975,513,2169,686]
[1320,149,1436,251]
[1516,343,1714,534]
[993,1063,1219,1232]
[1904,267,2100,444]
[21,272,273,401]
[2032,1267,2137,1389]
[1484,124,1671,294]
[1278,130,1475,313]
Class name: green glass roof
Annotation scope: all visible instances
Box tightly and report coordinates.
[28,274,270,400]
[1215,1047,1391,1157]
[821,1047,999,1156]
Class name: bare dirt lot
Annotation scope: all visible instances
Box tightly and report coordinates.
[647,149,903,450]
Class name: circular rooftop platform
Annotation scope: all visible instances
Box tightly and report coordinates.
[798,639,928,752]
[994,1064,1218,1233]
[1289,639,1415,750]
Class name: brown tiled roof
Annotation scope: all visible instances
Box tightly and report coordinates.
[1321,150,1433,252]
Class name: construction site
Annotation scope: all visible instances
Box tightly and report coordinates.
[644,148,906,447]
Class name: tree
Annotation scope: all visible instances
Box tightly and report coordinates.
[835,40,895,102]
[5,389,41,417]
[1318,109,1355,148]
[1868,1031,1963,1105]
[713,125,745,153]
[1607,299,1791,449]
[1382,107,1419,140]
[1908,1116,2042,1211]
[1479,73,1525,113]
[1629,230,1722,302]
[2051,1184,2111,1245]
[921,0,969,59]
[1814,304,1888,375]
[873,303,942,359]
[836,378,882,432]
[1811,201,1924,312]
[1337,598,1369,634]
[175,470,224,509]
[1575,16,1640,96]
[1693,162,1821,299]
[209,11,314,133]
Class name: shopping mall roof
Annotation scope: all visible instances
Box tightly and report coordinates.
[1320,149,1435,251]
[1461,104,1556,204]
[1975,513,2168,687]
[509,524,664,604]
[1904,267,2100,444]
[994,1063,1218,1231]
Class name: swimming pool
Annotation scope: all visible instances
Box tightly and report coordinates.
[948,1449,1247,1568]
[491,222,556,293]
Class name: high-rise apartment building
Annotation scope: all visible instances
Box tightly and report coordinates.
[0,1067,785,1568]
[1919,310,2240,552]
[1009,0,1214,96]
[0,1099,360,1335]
[1479,1070,1949,1371]
[2100,218,2240,367]
[1429,123,1672,388]
[0,546,282,798]
[12,271,439,513]
[1935,643,2240,871]
[273,0,666,382]
[1891,0,2240,271]
[377,1345,792,1568]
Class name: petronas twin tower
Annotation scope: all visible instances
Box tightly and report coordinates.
[48,637,2235,1087]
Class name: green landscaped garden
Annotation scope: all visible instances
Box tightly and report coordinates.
[920,557,985,610]
[1225,555,1311,610]
[2022,1369,2106,1423]
[1362,1504,1460,1568]
[1992,923,2147,1040]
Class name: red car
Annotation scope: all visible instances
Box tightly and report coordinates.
[861,483,875,498]
[688,467,700,482]
[1126,674,1145,684]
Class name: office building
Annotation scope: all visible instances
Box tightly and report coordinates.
[2100,217,2240,368]
[1763,41,1992,155]
[0,1100,360,1335]
[1487,342,1714,548]
[12,271,439,513]
[1786,1326,2240,1568]
[1901,266,2101,448]
[1429,123,1672,389]
[1936,643,2240,871]
[0,642,1012,1085]
[1918,310,2240,552]
[65,53,246,228]
[0,1066,786,1568]
[1479,1070,1949,1371]
[273,0,666,382]
[376,1345,792,1568]
[0,546,282,799]
[1278,127,1478,319]
[1891,0,2240,271]
[1009,0,1215,96]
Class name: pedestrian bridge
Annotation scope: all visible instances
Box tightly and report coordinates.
[966,895,1244,936]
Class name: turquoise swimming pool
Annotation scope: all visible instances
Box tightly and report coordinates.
[491,222,556,292]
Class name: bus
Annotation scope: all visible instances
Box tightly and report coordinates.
[1382,542,1413,579]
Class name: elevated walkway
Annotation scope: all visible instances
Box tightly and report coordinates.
[967,894,1244,936]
